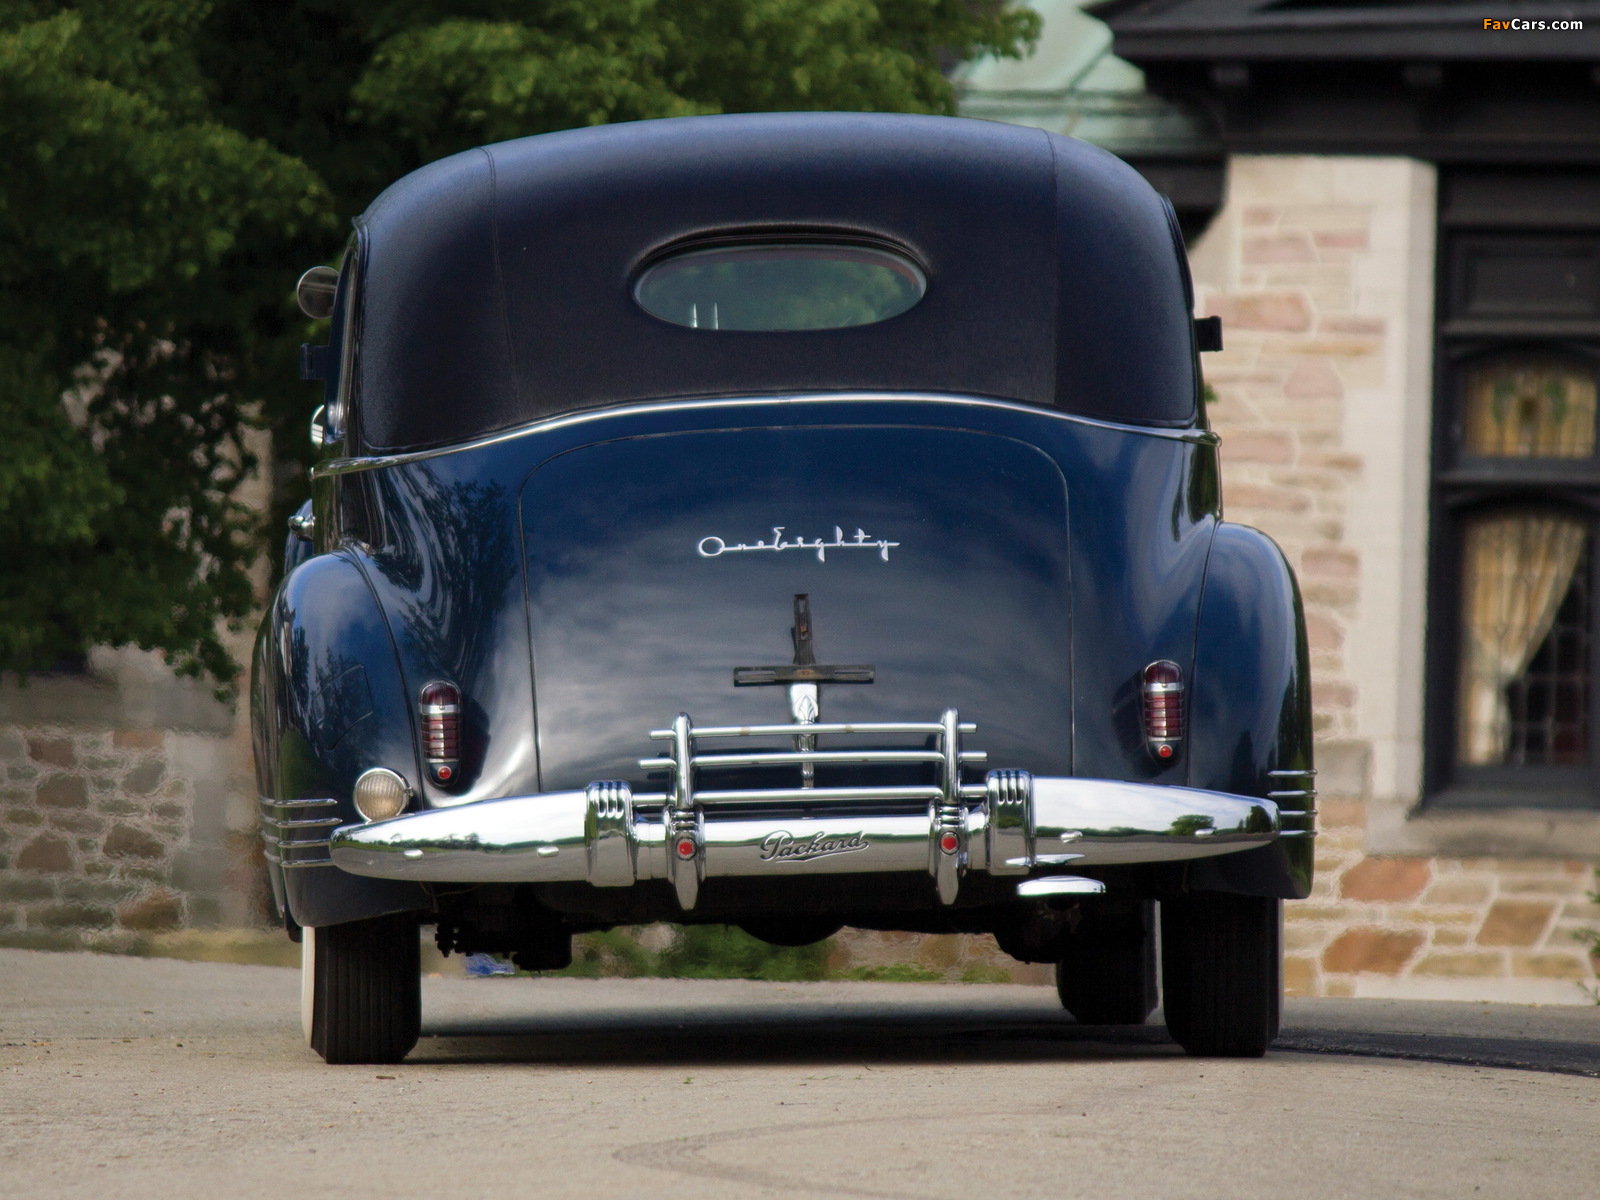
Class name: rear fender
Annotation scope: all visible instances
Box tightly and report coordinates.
[261,552,430,926]
[1185,523,1314,899]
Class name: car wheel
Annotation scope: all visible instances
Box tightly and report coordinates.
[1054,898,1157,1025]
[1159,892,1281,1057]
[304,913,421,1065]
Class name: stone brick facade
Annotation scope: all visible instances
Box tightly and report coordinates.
[1290,795,1598,1002]
[0,675,263,952]
[1,726,186,945]
[1195,156,1599,1003]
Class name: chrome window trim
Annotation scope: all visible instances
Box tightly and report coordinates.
[313,392,1217,479]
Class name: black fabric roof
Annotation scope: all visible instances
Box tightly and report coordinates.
[354,113,1198,452]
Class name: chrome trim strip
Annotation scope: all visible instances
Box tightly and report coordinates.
[1267,768,1317,777]
[660,785,985,806]
[312,392,1216,477]
[258,797,338,813]
[258,797,342,870]
[650,721,977,739]
[639,749,987,770]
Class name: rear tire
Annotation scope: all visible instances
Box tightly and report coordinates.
[304,913,421,1064]
[1054,899,1157,1025]
[1160,892,1281,1057]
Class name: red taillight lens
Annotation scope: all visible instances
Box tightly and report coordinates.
[419,681,461,785]
[1142,660,1184,763]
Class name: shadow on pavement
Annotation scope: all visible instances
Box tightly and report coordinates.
[417,1000,1600,1076]
[414,1006,1185,1067]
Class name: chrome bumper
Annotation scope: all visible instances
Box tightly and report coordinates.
[327,708,1303,910]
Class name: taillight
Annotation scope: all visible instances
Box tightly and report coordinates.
[419,681,461,785]
[1142,660,1184,763]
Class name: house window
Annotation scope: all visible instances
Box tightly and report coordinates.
[1429,170,1600,809]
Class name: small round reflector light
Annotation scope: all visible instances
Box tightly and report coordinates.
[353,768,411,822]
[939,832,960,854]
[675,837,697,859]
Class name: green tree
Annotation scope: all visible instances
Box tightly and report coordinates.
[0,2,329,685]
[2,0,1038,689]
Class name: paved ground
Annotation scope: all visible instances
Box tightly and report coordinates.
[2,949,1597,1199]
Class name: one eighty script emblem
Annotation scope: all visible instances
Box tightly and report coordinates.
[697,526,900,563]
[758,830,870,863]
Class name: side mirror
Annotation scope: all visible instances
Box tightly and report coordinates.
[296,266,339,320]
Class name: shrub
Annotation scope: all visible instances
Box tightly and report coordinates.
[556,924,831,981]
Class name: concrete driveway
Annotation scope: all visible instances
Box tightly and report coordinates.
[2,948,1596,1199]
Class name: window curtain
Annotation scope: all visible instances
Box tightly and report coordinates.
[1457,512,1588,764]
[1455,359,1596,765]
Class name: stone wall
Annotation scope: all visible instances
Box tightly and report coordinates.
[0,727,185,940]
[0,653,262,951]
[1293,791,1598,1002]
[1192,154,1599,1003]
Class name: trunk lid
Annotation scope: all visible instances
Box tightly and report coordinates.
[521,426,1073,790]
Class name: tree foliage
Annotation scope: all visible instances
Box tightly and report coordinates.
[0,2,329,684]
[1,0,1038,689]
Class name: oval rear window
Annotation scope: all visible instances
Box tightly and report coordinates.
[634,242,925,331]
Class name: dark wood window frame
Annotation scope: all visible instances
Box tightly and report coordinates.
[1425,169,1600,812]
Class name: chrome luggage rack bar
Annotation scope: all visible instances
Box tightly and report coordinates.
[327,706,1295,911]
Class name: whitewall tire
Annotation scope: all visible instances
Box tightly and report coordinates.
[300,925,317,1047]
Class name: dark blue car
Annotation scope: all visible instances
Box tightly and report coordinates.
[257,112,1314,1064]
